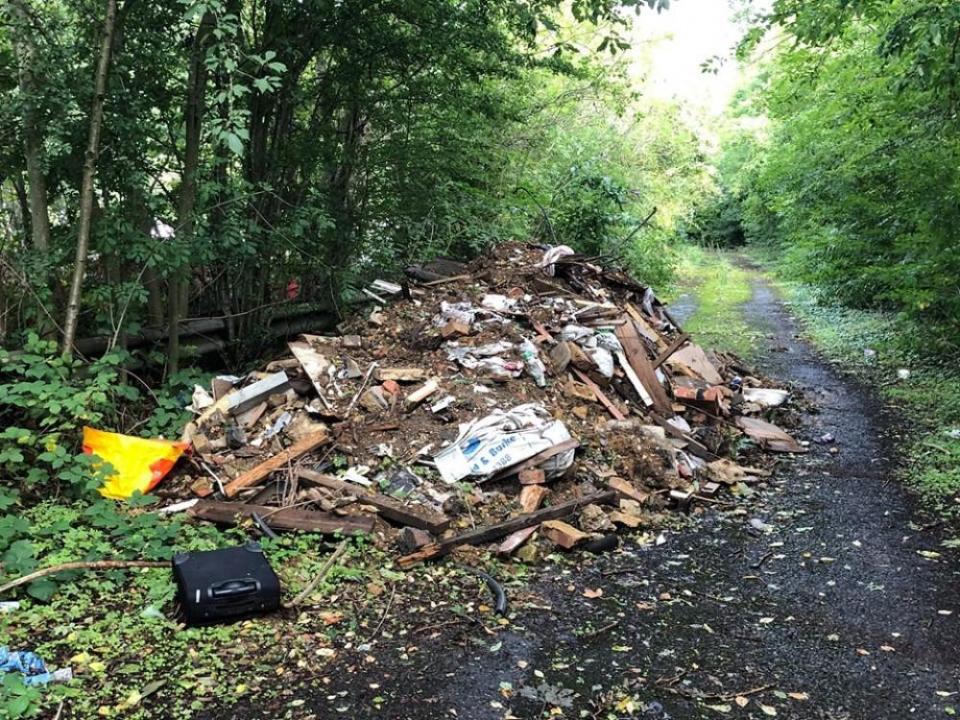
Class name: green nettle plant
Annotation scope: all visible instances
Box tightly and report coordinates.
[710,0,960,351]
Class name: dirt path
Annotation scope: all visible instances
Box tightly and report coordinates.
[215,268,960,720]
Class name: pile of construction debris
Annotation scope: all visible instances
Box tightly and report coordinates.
[173,243,804,566]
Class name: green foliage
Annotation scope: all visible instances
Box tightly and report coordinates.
[0,675,42,719]
[0,513,369,718]
[0,336,135,496]
[0,0,703,362]
[715,1,960,353]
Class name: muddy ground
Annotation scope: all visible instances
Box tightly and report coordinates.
[209,267,960,720]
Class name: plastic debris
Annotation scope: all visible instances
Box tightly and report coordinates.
[0,647,72,686]
[433,403,574,484]
[83,427,189,499]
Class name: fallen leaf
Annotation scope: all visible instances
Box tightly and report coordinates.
[583,588,603,599]
[787,692,809,701]
[759,704,777,716]
[141,679,166,699]
[706,704,732,713]
[734,696,749,708]
[856,648,870,656]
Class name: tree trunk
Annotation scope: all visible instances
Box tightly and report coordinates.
[166,12,213,378]
[7,0,51,252]
[61,0,118,355]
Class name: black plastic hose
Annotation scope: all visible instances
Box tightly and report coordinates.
[455,564,508,616]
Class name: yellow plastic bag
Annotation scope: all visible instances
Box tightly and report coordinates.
[82,427,189,499]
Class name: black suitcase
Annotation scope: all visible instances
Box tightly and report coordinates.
[172,542,281,626]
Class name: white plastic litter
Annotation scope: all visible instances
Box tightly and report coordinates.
[559,324,594,343]
[157,499,199,516]
[586,346,614,379]
[431,395,456,413]
[666,416,693,433]
[433,301,477,328]
[520,339,547,387]
[481,294,517,312]
[188,385,215,413]
[433,403,575,483]
[539,245,576,276]
[445,341,514,368]
[475,357,524,381]
[341,466,373,487]
[742,388,790,407]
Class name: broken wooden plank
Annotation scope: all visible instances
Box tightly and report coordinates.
[519,469,546,485]
[188,500,373,535]
[608,476,651,505]
[484,438,579,484]
[519,485,549,513]
[625,304,667,349]
[735,417,807,454]
[650,413,719,462]
[499,485,549,555]
[614,349,654,407]
[541,520,589,550]
[571,368,626,421]
[667,343,724,385]
[375,367,429,383]
[421,273,472,287]
[397,490,616,568]
[221,429,330,498]
[497,526,538,555]
[615,318,672,414]
[652,332,691,370]
[298,469,451,534]
[531,321,555,344]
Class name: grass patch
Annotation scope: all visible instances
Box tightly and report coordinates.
[0,501,382,719]
[761,266,960,518]
[667,245,757,357]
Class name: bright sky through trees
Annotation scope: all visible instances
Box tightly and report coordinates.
[631,0,754,114]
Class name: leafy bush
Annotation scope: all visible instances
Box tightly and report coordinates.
[0,337,202,601]
[720,3,960,352]
[0,336,137,498]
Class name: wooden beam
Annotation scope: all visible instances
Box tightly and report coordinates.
[652,332,691,370]
[615,319,673,414]
[221,429,330,498]
[397,490,615,568]
[188,500,373,535]
[571,368,626,421]
[298,469,451,534]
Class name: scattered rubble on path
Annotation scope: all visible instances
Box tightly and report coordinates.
[168,243,805,565]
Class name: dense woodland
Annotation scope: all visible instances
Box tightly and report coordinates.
[697,0,960,352]
[0,0,698,377]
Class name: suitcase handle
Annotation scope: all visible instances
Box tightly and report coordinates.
[210,578,260,598]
